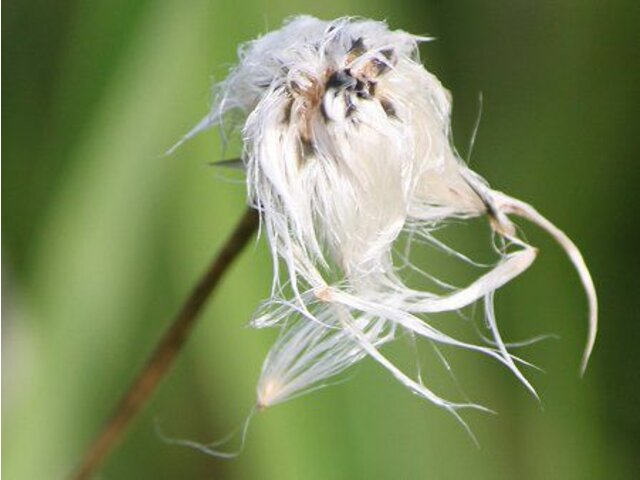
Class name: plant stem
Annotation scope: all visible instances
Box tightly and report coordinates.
[70,207,260,480]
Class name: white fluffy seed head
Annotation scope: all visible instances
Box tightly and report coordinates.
[182,16,597,420]
[186,16,486,283]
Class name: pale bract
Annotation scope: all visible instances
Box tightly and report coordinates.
[178,16,598,420]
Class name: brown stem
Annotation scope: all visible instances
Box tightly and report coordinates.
[70,207,260,480]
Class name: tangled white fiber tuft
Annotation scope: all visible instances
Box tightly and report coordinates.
[177,16,597,424]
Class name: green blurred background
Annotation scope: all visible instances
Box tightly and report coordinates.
[3,1,639,478]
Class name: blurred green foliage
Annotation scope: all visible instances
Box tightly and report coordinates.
[3,1,639,479]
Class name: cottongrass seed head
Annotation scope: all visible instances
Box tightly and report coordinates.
[176,15,598,429]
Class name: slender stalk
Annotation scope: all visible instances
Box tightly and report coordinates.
[71,207,260,480]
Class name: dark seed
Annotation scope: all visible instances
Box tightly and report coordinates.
[380,99,397,118]
[326,70,352,90]
[282,100,293,124]
[345,95,356,117]
[299,136,315,165]
[290,81,302,94]
[348,37,366,57]
[371,58,390,76]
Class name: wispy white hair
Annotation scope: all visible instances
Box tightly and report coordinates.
[177,16,597,421]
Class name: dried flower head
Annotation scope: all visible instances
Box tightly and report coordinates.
[177,16,597,422]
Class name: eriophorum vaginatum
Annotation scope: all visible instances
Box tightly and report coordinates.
[174,15,597,428]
